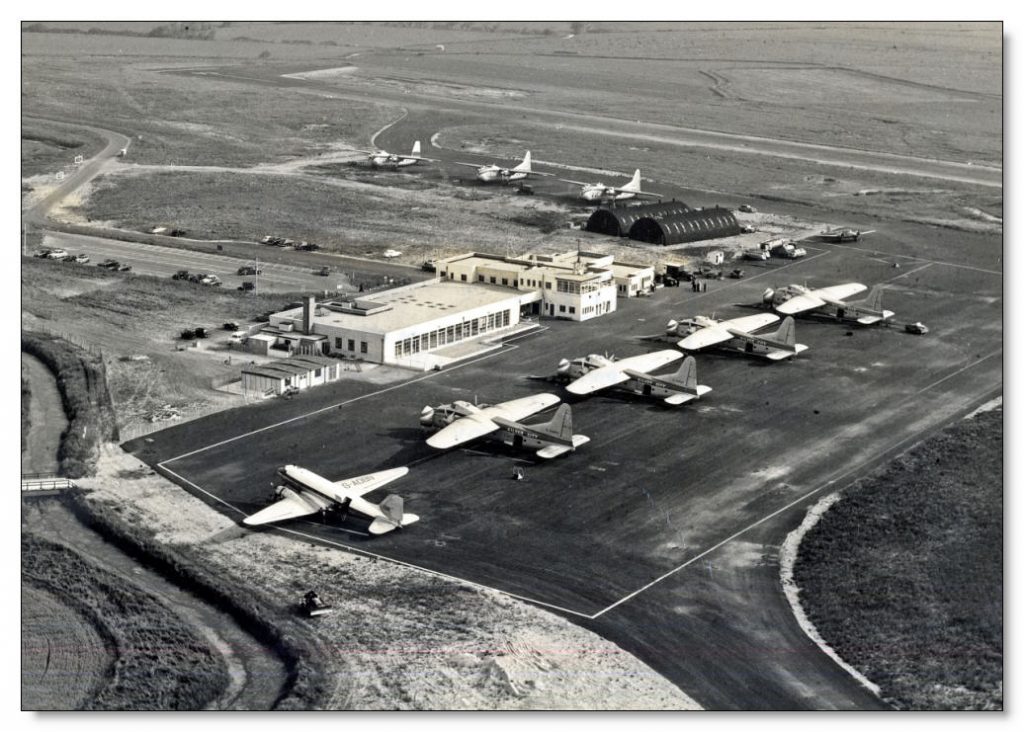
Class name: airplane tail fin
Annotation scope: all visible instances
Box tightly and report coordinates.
[862,285,884,311]
[412,140,421,157]
[621,169,642,192]
[513,150,532,172]
[380,494,404,523]
[672,355,699,390]
[770,316,797,346]
[541,403,574,441]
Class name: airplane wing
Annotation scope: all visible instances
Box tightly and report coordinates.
[631,191,664,199]
[557,177,593,186]
[328,467,410,501]
[523,170,555,177]
[678,326,732,350]
[481,393,561,422]
[426,413,499,449]
[775,293,827,315]
[816,283,867,302]
[613,350,683,374]
[566,366,631,395]
[452,161,486,169]
[725,313,780,333]
[243,492,321,526]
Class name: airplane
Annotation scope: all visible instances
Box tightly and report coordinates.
[764,283,894,325]
[558,168,663,202]
[669,313,808,361]
[421,393,589,458]
[354,140,437,168]
[243,465,418,535]
[818,227,875,242]
[559,350,711,405]
[452,151,554,184]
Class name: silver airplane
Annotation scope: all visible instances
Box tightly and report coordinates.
[354,140,437,168]
[669,313,808,361]
[421,394,589,459]
[452,150,554,183]
[558,168,662,203]
[559,351,711,405]
[764,283,894,325]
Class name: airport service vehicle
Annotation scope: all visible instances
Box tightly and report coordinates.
[421,394,589,459]
[729,269,745,279]
[738,204,757,213]
[560,351,711,405]
[243,464,417,536]
[774,242,807,259]
[905,322,929,335]
[669,313,808,361]
[452,150,554,184]
[558,168,662,203]
[819,227,875,242]
[354,140,437,168]
[764,283,894,325]
[743,248,770,261]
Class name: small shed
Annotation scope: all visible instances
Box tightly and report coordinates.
[241,355,342,399]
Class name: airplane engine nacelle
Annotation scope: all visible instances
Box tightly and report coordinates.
[666,319,679,334]
[419,405,436,428]
[762,287,776,304]
[556,358,571,374]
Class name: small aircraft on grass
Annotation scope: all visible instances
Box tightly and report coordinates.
[421,393,589,459]
[669,313,808,361]
[452,151,554,184]
[558,168,662,203]
[764,283,894,325]
[818,227,875,242]
[243,465,417,535]
[560,350,711,405]
[354,140,437,168]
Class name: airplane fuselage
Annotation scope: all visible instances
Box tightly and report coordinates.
[421,402,571,451]
[370,154,419,168]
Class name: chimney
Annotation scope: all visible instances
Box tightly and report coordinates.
[302,295,316,334]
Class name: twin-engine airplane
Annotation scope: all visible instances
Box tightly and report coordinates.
[560,350,711,405]
[669,313,808,361]
[764,283,894,325]
[558,168,662,202]
[243,465,417,535]
[452,151,553,183]
[422,393,589,459]
[355,140,437,168]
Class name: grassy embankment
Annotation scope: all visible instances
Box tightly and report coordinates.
[65,491,331,710]
[21,365,31,455]
[22,119,107,180]
[794,407,1002,710]
[22,532,229,710]
[21,332,118,478]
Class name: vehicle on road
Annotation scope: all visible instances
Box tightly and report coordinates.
[237,265,263,275]
[35,248,69,260]
[70,253,90,263]
[97,258,130,271]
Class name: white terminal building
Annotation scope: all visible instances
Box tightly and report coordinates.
[256,250,654,370]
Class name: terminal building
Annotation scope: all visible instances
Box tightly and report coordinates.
[437,250,654,321]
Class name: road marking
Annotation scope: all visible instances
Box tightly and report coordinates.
[884,262,933,282]
[824,241,1002,276]
[161,343,528,465]
[591,350,1001,618]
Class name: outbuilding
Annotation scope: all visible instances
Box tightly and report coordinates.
[241,355,342,399]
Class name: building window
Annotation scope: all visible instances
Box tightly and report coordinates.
[315,368,322,378]
[284,378,292,387]
[559,305,566,313]
[490,276,496,284]
[545,282,551,290]
[348,339,355,351]
[513,280,518,287]
[360,341,367,354]
[569,306,576,314]
[396,341,404,357]
[478,275,484,282]
[501,278,508,286]
[335,337,343,349]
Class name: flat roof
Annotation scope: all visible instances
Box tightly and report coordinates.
[275,281,525,336]
[242,355,337,381]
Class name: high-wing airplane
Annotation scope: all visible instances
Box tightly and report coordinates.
[818,227,875,242]
[421,393,589,458]
[243,465,417,535]
[354,140,437,168]
[452,151,554,183]
[765,283,894,325]
[558,168,662,202]
[669,313,808,361]
[560,350,711,405]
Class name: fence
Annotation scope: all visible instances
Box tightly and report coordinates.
[22,476,77,493]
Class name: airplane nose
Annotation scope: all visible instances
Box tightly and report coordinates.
[666,319,678,333]
[419,405,435,426]
[556,358,570,373]
[762,287,776,304]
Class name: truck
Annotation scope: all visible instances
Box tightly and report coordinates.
[774,242,807,259]
[172,270,191,280]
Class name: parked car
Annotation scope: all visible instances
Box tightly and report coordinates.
[738,204,757,213]
[237,265,262,276]
[238,281,256,291]
[97,258,121,269]
[172,270,191,280]
[70,253,90,263]
[316,266,331,276]
[905,322,929,335]
[222,321,240,331]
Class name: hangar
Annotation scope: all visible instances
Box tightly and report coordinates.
[586,202,741,244]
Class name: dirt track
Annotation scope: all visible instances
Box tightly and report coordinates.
[21,353,67,474]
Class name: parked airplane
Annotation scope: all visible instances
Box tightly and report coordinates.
[765,283,894,324]
[560,351,710,405]
[243,465,417,535]
[421,394,588,458]
[669,313,808,360]
[452,151,553,183]
[355,140,436,168]
[819,227,875,242]
[558,168,662,202]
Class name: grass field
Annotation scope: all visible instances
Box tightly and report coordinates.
[794,407,1003,710]
[22,119,107,179]
[22,532,230,710]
